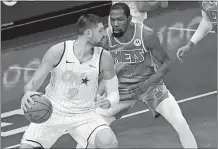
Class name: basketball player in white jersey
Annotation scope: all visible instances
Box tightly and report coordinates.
[97,3,197,148]
[110,1,168,24]
[177,0,217,61]
[20,14,119,149]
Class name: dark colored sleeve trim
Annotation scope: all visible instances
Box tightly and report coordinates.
[54,41,66,68]
[98,49,104,76]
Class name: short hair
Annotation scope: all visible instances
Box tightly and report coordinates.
[76,14,102,35]
[110,2,130,17]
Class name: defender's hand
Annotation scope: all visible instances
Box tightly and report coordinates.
[119,84,138,95]
[119,82,149,95]
[94,94,111,109]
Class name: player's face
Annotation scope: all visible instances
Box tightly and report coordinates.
[110,9,130,37]
[88,23,107,46]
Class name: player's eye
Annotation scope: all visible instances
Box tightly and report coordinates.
[117,18,124,21]
[110,18,115,22]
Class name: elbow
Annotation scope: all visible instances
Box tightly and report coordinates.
[163,67,170,75]
[166,58,172,65]
[163,59,172,74]
[160,66,170,76]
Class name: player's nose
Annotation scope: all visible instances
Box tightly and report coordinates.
[114,20,119,26]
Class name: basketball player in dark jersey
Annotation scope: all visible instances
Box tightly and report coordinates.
[96,3,198,148]
[177,0,217,61]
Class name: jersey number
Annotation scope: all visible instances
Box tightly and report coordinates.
[67,88,79,99]
[123,65,135,76]
[209,10,217,22]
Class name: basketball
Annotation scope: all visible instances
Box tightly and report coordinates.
[24,94,53,124]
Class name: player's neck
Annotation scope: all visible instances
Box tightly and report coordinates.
[116,23,135,43]
[74,37,94,59]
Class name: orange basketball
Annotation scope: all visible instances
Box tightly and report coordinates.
[24,94,53,124]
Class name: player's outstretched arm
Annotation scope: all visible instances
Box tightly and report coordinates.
[177,10,212,61]
[96,50,119,109]
[21,42,65,112]
[24,42,65,92]
[190,10,212,46]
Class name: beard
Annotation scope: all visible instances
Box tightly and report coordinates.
[112,31,125,38]
[91,37,104,47]
[112,27,127,38]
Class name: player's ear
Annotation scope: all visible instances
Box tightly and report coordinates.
[84,29,92,38]
[128,15,132,23]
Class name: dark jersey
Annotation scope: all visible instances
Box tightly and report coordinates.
[106,23,158,87]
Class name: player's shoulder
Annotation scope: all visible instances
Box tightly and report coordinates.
[47,41,65,56]
[94,46,104,55]
[141,23,153,34]
[139,24,160,48]
[44,41,66,65]
[140,23,155,40]
[101,49,112,60]
[135,23,154,36]
[100,50,114,66]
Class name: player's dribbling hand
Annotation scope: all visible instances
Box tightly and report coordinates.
[94,94,111,109]
[21,91,42,112]
[176,44,191,62]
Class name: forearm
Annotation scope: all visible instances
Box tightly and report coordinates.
[24,80,40,93]
[105,76,120,106]
[190,18,212,45]
[141,59,171,88]
[97,79,106,96]
[24,74,46,93]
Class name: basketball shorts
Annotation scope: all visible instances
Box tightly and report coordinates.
[119,82,170,118]
[21,109,110,148]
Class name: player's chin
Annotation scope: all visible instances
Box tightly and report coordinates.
[98,39,105,47]
[97,41,104,47]
[112,31,123,38]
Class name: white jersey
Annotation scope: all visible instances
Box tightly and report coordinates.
[112,1,147,23]
[45,40,103,114]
